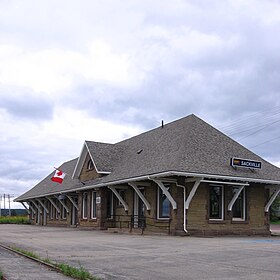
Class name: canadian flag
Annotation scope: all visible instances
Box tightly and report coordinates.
[51,169,66,184]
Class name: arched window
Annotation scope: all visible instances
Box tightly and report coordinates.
[87,159,94,170]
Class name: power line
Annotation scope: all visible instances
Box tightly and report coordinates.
[213,104,280,151]
[236,119,280,141]
[249,135,280,149]
[219,105,280,132]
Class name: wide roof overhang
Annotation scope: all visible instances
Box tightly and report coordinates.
[15,170,280,202]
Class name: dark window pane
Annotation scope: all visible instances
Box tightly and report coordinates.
[83,193,88,219]
[91,191,97,218]
[209,186,223,219]
[158,187,170,218]
[232,189,245,220]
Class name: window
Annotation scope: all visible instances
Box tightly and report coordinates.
[82,192,88,219]
[91,191,97,219]
[87,159,94,170]
[117,190,125,207]
[232,188,246,221]
[209,185,224,220]
[157,186,171,219]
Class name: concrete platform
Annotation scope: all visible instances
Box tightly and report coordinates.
[270,224,280,235]
[0,224,280,280]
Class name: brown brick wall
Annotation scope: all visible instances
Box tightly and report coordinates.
[79,154,100,182]
[30,180,271,236]
[187,183,270,236]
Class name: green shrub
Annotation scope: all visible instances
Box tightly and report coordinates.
[11,247,98,280]
[0,216,30,224]
[57,263,96,280]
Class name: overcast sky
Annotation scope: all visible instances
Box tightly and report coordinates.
[1,0,280,209]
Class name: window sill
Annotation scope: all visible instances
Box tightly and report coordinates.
[208,220,226,224]
[156,218,171,222]
[89,218,97,222]
[231,220,248,224]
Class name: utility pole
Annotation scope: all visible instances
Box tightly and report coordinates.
[8,194,11,216]
[0,194,15,216]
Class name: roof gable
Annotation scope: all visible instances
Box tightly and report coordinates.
[72,141,124,179]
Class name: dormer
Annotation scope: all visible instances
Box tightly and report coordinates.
[72,141,116,181]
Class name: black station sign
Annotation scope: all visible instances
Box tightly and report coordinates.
[230,157,262,169]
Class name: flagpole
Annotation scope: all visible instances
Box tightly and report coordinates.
[53,167,68,176]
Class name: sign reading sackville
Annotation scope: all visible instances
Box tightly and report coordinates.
[230,157,262,169]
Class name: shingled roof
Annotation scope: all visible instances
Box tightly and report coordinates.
[16,114,280,201]
[85,141,124,173]
[82,114,280,185]
[16,158,82,201]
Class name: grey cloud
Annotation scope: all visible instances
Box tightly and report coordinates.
[66,40,280,159]
[0,86,54,120]
[1,0,280,200]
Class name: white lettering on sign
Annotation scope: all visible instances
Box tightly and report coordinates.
[240,161,261,168]
[231,157,262,169]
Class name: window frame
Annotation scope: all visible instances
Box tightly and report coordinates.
[87,159,94,170]
[232,188,246,222]
[157,185,171,220]
[82,192,88,219]
[209,185,224,221]
[91,191,97,219]
[117,190,125,207]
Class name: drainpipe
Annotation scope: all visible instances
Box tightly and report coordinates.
[176,183,188,234]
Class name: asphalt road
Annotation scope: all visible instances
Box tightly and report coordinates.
[0,224,280,280]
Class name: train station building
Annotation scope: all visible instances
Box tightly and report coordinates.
[15,114,280,236]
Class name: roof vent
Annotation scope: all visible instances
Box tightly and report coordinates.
[161,120,164,128]
[137,149,143,154]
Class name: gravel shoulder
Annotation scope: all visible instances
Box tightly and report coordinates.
[0,245,72,280]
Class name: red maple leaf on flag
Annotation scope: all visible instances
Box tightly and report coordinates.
[51,169,66,184]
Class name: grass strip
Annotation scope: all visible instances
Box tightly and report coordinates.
[271,220,280,225]
[11,247,98,280]
[0,216,30,224]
